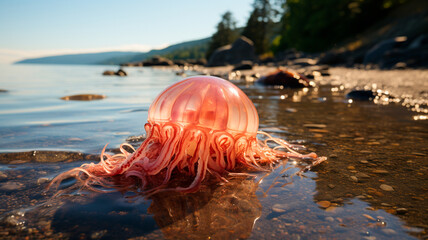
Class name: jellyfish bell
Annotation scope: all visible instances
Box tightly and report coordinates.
[50,76,326,195]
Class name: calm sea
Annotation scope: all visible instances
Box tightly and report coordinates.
[0,64,185,153]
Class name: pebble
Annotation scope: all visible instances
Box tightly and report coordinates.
[380,184,394,191]
[0,181,25,191]
[347,165,356,170]
[363,214,376,221]
[381,203,392,207]
[328,184,335,189]
[356,172,370,179]
[350,176,358,182]
[382,229,397,235]
[329,154,338,158]
[272,204,289,213]
[37,177,50,185]
[317,201,331,208]
[325,217,334,222]
[0,171,7,179]
[303,124,327,129]
[359,160,369,164]
[372,169,389,174]
[396,208,408,214]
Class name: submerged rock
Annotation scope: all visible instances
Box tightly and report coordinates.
[61,94,106,101]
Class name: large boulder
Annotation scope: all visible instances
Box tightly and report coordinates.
[363,36,408,65]
[207,36,257,67]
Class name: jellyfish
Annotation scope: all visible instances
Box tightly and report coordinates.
[50,76,326,194]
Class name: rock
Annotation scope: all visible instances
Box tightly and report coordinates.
[115,69,127,76]
[0,151,97,164]
[372,169,389,174]
[257,69,312,88]
[37,177,50,185]
[364,36,408,65]
[382,229,397,235]
[303,124,327,129]
[0,171,7,179]
[380,184,394,191]
[0,181,25,191]
[102,70,116,76]
[317,201,331,209]
[347,165,356,170]
[328,184,335,189]
[143,56,174,66]
[232,61,253,71]
[318,51,348,65]
[396,208,408,214]
[290,58,317,67]
[173,60,188,67]
[272,203,289,213]
[350,176,358,182]
[0,89,8,93]
[187,58,207,66]
[346,90,376,101]
[356,172,370,179]
[207,36,257,67]
[103,69,127,76]
[61,94,106,101]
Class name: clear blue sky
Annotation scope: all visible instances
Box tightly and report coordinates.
[0,0,254,63]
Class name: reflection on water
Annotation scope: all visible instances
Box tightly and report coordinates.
[0,65,427,239]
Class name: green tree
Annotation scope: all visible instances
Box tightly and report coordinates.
[242,0,275,55]
[277,0,408,52]
[206,11,239,60]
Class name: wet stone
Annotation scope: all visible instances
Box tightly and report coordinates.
[356,172,370,179]
[359,160,369,164]
[0,181,25,191]
[0,171,7,179]
[380,184,394,191]
[350,176,359,182]
[396,208,408,214]
[317,201,331,209]
[328,184,335,189]
[372,169,389,174]
[347,165,356,170]
[303,124,327,129]
[37,177,50,185]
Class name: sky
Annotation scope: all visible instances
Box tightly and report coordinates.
[0,0,254,63]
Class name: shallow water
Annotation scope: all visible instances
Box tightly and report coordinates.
[0,64,427,239]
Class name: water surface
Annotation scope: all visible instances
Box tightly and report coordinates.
[0,64,426,239]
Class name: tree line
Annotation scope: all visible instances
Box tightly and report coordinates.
[207,0,409,59]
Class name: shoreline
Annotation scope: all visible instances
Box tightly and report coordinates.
[167,64,428,115]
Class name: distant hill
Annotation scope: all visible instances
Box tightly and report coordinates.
[99,37,211,65]
[15,51,142,65]
[15,37,211,65]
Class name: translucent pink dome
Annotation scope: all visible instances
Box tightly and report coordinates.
[148,76,259,135]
